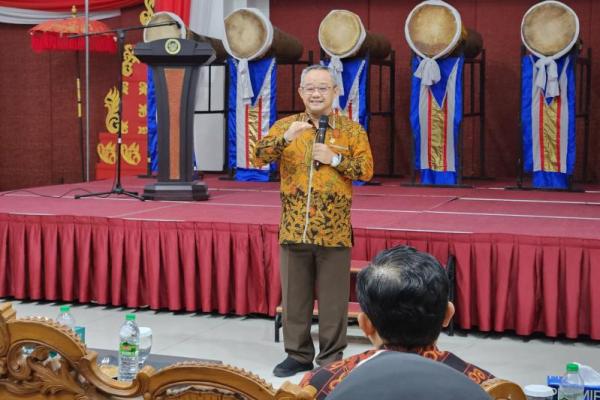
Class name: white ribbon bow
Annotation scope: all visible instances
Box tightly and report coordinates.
[534,57,560,98]
[328,55,345,110]
[238,58,254,104]
[414,57,441,87]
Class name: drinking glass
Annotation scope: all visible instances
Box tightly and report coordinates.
[98,355,118,379]
[138,326,152,368]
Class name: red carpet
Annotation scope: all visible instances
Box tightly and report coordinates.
[1,175,599,339]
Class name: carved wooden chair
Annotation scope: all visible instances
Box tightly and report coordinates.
[0,302,315,400]
[481,378,527,400]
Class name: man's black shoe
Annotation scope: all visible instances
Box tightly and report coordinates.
[273,356,313,377]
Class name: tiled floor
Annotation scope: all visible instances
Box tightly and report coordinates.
[8,300,600,390]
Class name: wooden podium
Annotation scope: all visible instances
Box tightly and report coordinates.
[134,38,215,201]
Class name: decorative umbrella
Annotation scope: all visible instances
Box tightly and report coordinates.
[28,6,117,181]
[29,6,116,53]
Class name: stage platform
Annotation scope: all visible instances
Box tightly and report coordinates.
[0,175,599,340]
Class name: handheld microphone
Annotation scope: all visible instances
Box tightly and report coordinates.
[314,115,329,170]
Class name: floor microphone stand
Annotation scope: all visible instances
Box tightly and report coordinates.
[75,29,146,201]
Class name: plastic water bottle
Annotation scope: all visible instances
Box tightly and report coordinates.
[558,363,585,400]
[118,314,140,382]
[48,305,77,359]
[56,305,76,331]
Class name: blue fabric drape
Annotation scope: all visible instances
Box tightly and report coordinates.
[227,57,277,181]
[521,54,576,189]
[410,56,464,185]
[147,68,158,173]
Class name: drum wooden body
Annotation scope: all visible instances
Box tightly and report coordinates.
[143,11,227,62]
[405,0,482,59]
[521,0,579,59]
[224,8,302,62]
[318,9,391,60]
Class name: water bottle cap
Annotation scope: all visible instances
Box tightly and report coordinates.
[125,314,136,321]
[567,363,579,372]
[524,385,555,397]
[60,305,71,312]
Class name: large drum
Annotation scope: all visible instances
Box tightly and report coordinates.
[521,0,579,59]
[223,8,303,62]
[318,9,391,60]
[405,0,482,59]
[143,11,227,62]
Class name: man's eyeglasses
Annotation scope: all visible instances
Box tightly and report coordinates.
[301,86,333,94]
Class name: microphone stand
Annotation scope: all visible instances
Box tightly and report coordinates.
[73,22,178,201]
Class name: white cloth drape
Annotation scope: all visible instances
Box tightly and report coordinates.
[414,57,441,87]
[534,57,560,98]
[237,58,254,104]
[328,55,344,110]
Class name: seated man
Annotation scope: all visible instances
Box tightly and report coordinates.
[300,245,494,399]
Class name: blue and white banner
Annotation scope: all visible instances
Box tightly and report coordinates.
[410,56,464,185]
[521,54,576,189]
[227,56,277,181]
[325,56,368,129]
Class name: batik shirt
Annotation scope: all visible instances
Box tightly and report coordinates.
[300,345,495,400]
[254,113,373,247]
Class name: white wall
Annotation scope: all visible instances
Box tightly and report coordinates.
[189,0,269,171]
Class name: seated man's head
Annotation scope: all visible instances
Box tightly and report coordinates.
[356,245,454,350]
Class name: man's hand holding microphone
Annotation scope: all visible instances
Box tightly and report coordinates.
[283,116,339,169]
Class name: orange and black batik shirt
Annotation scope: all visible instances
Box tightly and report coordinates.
[254,113,373,247]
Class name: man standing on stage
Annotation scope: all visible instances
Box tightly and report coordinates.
[254,65,374,377]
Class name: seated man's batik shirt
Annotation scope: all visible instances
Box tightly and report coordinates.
[300,345,495,400]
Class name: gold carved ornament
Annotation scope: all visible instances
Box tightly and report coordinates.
[122,44,140,77]
[138,103,147,118]
[122,81,129,96]
[121,143,142,166]
[97,142,116,165]
[138,81,147,96]
[139,0,155,25]
[103,86,119,134]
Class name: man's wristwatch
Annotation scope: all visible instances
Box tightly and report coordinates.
[331,153,342,167]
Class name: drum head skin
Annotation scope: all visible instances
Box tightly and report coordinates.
[143,11,187,43]
[224,9,270,60]
[405,1,462,59]
[319,10,364,57]
[522,1,579,58]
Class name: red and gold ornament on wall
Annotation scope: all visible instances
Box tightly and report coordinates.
[95,3,152,179]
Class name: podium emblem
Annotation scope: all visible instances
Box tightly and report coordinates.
[164,38,181,55]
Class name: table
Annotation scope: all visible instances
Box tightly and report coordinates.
[91,348,220,371]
